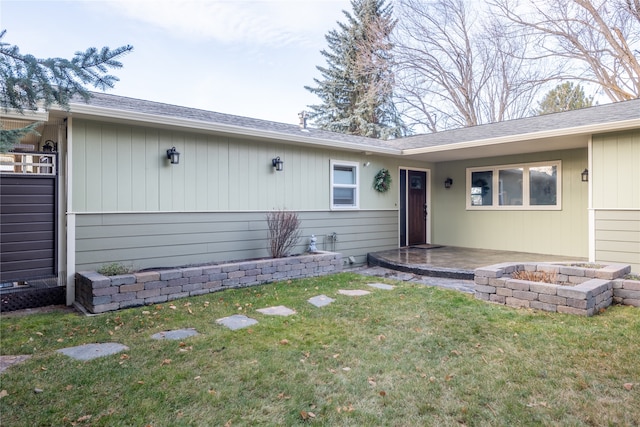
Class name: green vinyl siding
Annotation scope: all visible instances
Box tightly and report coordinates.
[431,149,588,257]
[591,130,640,271]
[592,130,640,210]
[594,210,640,272]
[74,210,399,271]
[71,119,427,213]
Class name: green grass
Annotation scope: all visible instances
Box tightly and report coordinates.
[1,273,639,426]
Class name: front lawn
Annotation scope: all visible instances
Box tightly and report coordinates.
[1,273,638,426]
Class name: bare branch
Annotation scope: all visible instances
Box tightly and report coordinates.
[394,0,549,131]
[489,0,640,101]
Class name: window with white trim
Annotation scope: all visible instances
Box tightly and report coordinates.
[331,160,359,209]
[467,161,561,210]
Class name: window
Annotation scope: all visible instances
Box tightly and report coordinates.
[467,161,561,210]
[331,160,359,209]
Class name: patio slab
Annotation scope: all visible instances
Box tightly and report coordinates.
[368,246,586,279]
[57,343,129,361]
[256,305,296,316]
[216,314,258,330]
[151,328,200,340]
[308,294,335,307]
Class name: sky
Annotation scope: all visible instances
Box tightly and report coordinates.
[1,0,352,125]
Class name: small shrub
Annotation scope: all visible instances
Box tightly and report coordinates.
[511,270,557,283]
[97,262,133,276]
[266,210,301,258]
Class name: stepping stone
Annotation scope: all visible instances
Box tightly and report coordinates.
[338,289,371,296]
[367,282,395,290]
[308,294,335,308]
[57,343,129,361]
[0,355,32,373]
[216,314,258,330]
[151,328,199,340]
[256,305,296,316]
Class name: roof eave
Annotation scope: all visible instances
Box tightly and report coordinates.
[60,103,402,156]
[401,118,640,156]
[0,108,50,122]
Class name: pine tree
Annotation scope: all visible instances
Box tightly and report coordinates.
[537,82,594,115]
[305,0,407,139]
[0,30,132,150]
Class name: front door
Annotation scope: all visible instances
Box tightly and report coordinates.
[400,169,428,246]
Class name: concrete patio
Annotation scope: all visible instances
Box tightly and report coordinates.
[368,245,587,280]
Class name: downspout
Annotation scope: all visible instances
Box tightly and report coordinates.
[587,136,595,263]
[65,116,76,306]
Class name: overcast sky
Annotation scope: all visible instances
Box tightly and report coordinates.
[2,0,351,124]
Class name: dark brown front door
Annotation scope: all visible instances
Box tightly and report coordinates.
[408,170,427,245]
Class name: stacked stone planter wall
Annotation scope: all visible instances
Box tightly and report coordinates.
[474,262,637,316]
[613,278,640,307]
[76,251,342,314]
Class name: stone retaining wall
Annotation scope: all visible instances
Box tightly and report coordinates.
[474,262,637,316]
[76,252,342,314]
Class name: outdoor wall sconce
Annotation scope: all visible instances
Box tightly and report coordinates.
[42,140,55,152]
[272,156,284,171]
[166,147,180,165]
[444,177,453,189]
[581,168,589,182]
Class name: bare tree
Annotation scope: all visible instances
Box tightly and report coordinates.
[490,0,640,102]
[394,0,546,132]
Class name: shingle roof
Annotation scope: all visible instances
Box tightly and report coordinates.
[397,98,640,150]
[76,92,639,152]
[77,92,396,151]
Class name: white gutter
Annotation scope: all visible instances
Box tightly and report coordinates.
[401,118,640,156]
[61,103,403,156]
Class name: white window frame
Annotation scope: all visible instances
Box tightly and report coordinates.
[330,159,359,210]
[466,160,562,210]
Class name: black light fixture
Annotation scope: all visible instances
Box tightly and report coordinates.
[581,168,589,182]
[444,177,453,189]
[272,156,284,171]
[166,147,180,165]
[42,140,55,152]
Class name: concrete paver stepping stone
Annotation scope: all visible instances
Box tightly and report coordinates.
[216,314,258,330]
[367,282,395,290]
[151,328,199,340]
[256,305,296,316]
[338,289,371,296]
[0,355,32,373]
[308,294,335,308]
[57,343,129,361]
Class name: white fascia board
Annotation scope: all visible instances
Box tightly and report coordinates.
[0,108,49,122]
[401,118,640,156]
[64,103,402,156]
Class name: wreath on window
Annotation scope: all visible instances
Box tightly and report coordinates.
[373,168,392,193]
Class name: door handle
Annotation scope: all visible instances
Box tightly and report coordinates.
[423,203,428,220]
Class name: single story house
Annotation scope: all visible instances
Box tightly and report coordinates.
[1,93,638,305]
